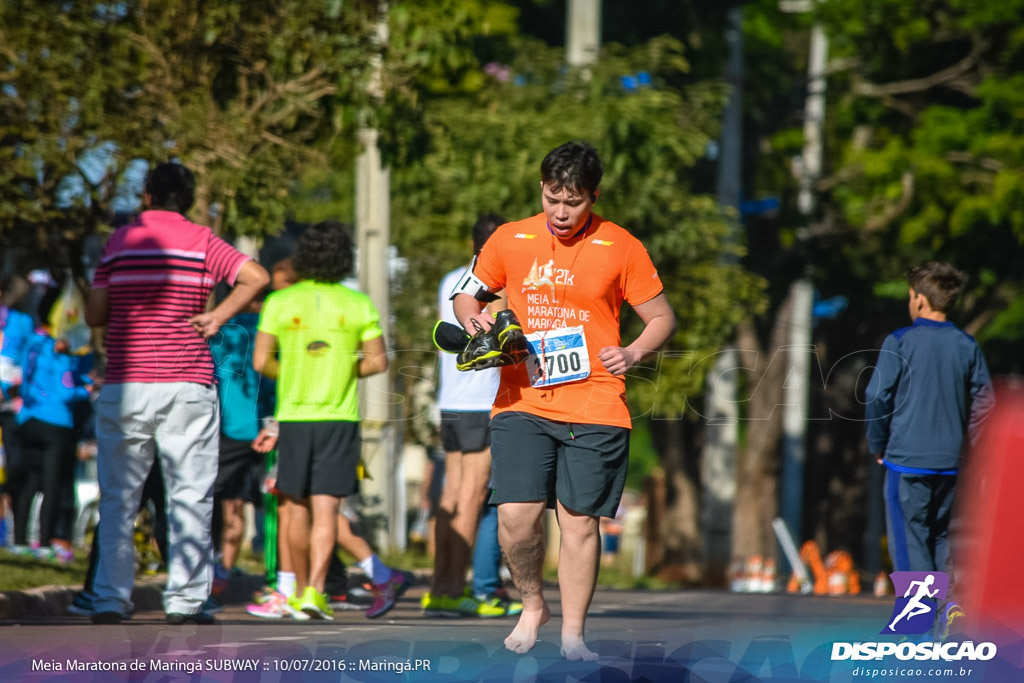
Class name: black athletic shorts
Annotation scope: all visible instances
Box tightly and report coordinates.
[440,410,491,453]
[215,435,262,503]
[489,411,629,518]
[276,420,361,499]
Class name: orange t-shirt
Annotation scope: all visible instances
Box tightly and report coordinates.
[474,213,664,429]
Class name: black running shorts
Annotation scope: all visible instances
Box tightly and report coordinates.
[215,435,262,502]
[276,420,361,499]
[488,411,629,518]
[440,410,492,453]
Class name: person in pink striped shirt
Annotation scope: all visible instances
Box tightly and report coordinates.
[85,162,269,625]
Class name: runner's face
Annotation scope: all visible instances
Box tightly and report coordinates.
[541,182,596,239]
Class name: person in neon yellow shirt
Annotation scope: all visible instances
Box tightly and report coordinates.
[253,221,394,620]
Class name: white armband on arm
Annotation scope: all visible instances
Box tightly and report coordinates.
[448,257,499,303]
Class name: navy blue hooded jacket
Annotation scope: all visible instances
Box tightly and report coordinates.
[865,318,995,472]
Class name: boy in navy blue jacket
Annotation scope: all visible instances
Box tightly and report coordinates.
[865,261,994,581]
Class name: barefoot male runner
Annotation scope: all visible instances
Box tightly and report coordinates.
[452,141,676,660]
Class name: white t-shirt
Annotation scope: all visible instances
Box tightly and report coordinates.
[436,267,499,411]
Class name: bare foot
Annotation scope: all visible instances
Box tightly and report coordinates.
[560,634,599,662]
[504,603,551,654]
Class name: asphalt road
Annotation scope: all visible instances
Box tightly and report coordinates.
[0,585,1015,682]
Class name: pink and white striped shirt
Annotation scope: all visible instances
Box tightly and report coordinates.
[91,211,250,385]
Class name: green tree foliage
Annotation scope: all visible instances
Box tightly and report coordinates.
[0,2,152,245]
[731,0,1024,565]
[0,0,382,249]
[294,6,764,419]
[815,0,1024,363]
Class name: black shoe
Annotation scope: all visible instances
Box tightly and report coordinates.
[91,611,123,625]
[433,320,470,353]
[166,611,216,625]
[493,309,530,365]
[456,319,505,371]
[68,591,96,617]
[328,589,374,610]
[456,311,530,371]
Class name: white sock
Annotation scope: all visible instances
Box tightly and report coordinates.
[278,571,296,598]
[359,554,392,585]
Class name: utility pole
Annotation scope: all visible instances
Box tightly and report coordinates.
[779,4,828,548]
[703,5,743,587]
[566,0,601,67]
[356,6,399,551]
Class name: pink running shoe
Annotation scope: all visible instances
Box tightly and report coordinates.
[245,591,309,620]
[365,571,410,619]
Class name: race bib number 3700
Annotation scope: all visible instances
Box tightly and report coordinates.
[525,326,590,388]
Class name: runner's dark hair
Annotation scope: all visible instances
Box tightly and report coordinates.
[293,221,355,283]
[540,141,603,198]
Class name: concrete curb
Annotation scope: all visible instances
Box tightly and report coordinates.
[0,572,268,621]
[0,578,165,620]
[0,569,437,620]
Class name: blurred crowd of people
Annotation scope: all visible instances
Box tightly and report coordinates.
[0,162,525,627]
[4,142,671,663]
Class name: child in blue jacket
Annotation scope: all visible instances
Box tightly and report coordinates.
[865,262,995,582]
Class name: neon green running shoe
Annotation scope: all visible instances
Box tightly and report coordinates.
[421,589,507,618]
[295,586,333,620]
[475,592,523,617]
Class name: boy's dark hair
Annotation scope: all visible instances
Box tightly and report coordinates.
[906,261,966,313]
[540,141,603,198]
[293,221,354,283]
[144,162,196,214]
[473,213,506,255]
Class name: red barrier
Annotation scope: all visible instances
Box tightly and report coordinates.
[960,383,1024,633]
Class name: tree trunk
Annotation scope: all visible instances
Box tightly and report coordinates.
[648,417,703,584]
[730,291,794,562]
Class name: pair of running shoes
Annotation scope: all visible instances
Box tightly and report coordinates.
[247,571,412,620]
[433,310,529,372]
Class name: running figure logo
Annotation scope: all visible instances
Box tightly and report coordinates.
[882,571,949,634]
[522,257,556,299]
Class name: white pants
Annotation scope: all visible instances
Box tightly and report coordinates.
[93,382,220,616]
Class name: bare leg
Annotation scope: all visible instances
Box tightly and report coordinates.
[431,448,492,598]
[498,501,550,654]
[284,496,311,593]
[307,495,340,592]
[556,502,600,661]
[219,498,245,569]
[336,512,372,562]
